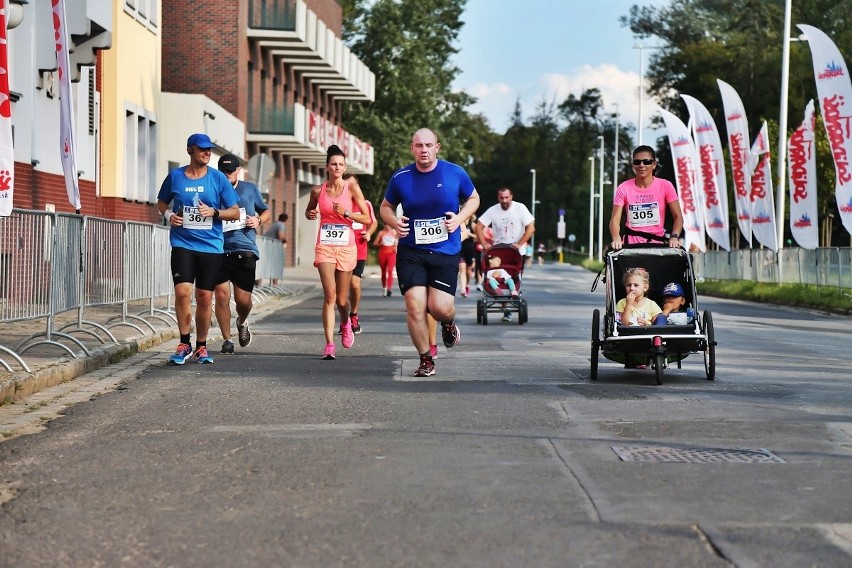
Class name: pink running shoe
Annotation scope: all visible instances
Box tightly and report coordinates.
[341,322,355,349]
[429,344,438,359]
[322,343,336,360]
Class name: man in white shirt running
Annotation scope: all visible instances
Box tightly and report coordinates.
[474,187,535,321]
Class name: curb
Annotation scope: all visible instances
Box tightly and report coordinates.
[0,284,320,406]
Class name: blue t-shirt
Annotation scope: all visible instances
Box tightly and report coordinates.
[222,180,269,257]
[156,166,239,254]
[383,160,475,254]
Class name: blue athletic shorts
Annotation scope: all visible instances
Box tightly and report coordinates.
[396,244,459,296]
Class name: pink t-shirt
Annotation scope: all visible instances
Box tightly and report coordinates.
[613,177,679,243]
[315,180,355,247]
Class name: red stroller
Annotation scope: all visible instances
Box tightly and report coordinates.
[475,244,528,325]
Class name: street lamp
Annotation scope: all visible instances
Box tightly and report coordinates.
[634,44,661,146]
[598,135,605,262]
[612,102,620,202]
[529,168,537,254]
[588,155,596,259]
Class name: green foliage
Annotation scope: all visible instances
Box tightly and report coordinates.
[341,0,489,204]
[696,279,852,314]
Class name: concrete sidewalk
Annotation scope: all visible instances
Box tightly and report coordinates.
[0,265,323,406]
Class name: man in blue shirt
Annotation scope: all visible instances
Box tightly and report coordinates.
[156,133,240,365]
[380,128,480,377]
[213,154,271,354]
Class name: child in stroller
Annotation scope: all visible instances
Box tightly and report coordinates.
[484,256,518,297]
[476,244,528,324]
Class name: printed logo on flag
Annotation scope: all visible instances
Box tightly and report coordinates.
[793,214,813,228]
[673,136,691,147]
[818,62,845,80]
[696,121,715,133]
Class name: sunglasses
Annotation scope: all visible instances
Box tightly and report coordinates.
[632,159,655,166]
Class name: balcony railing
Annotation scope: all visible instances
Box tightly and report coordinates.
[248,103,295,136]
[248,0,297,31]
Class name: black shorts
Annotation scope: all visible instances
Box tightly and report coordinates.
[396,244,459,296]
[216,251,258,292]
[171,247,223,292]
[461,238,476,266]
[352,259,366,278]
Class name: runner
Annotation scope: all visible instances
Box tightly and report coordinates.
[342,174,377,334]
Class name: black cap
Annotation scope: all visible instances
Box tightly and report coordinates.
[218,153,240,173]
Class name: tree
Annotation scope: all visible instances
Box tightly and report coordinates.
[340,0,493,203]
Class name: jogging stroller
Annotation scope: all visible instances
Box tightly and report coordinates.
[476,244,528,325]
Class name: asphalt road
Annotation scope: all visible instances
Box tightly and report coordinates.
[1,263,851,567]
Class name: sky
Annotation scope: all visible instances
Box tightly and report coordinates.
[451,0,669,141]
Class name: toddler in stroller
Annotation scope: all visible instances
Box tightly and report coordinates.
[476,244,528,325]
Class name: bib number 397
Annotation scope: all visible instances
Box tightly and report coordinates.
[183,206,213,230]
[320,223,349,246]
[414,218,448,245]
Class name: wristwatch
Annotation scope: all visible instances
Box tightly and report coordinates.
[344,210,351,219]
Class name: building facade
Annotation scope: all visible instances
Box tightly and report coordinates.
[7,0,374,266]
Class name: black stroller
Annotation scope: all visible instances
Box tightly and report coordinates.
[590,245,716,384]
[476,244,528,325]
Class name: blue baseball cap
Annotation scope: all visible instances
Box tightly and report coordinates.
[186,133,214,149]
[662,282,685,297]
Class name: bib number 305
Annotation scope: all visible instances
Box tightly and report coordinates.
[627,203,660,227]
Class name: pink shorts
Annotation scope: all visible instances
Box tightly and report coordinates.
[314,244,357,272]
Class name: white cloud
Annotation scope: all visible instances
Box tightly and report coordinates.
[460,64,663,140]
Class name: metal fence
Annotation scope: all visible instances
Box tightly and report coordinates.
[694,247,852,289]
[0,209,287,374]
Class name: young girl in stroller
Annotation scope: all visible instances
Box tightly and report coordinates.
[478,244,526,323]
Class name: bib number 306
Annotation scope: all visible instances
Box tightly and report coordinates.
[414,218,448,244]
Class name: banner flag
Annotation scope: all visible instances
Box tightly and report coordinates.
[681,94,731,250]
[659,107,706,252]
[748,122,778,250]
[798,24,852,237]
[52,0,81,211]
[787,100,819,249]
[0,0,13,217]
[717,79,752,245]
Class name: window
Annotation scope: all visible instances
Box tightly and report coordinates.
[125,0,158,30]
[124,107,157,203]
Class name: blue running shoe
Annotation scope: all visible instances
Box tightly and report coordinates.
[169,343,193,365]
[194,346,214,364]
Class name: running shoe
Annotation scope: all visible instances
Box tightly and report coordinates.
[464,285,470,296]
[502,309,513,323]
[236,318,252,347]
[220,339,235,354]
[429,344,438,359]
[440,321,461,348]
[351,313,362,334]
[414,356,435,377]
[341,323,355,349]
[169,342,193,365]
[322,343,336,360]
[194,346,214,364]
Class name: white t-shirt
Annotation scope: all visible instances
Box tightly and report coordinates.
[478,202,535,246]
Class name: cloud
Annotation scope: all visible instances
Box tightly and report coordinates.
[460,64,663,138]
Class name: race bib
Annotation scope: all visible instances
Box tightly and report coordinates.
[320,223,350,246]
[627,202,660,227]
[413,217,448,245]
[182,206,213,230]
[222,208,247,233]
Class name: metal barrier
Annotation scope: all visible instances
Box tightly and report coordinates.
[0,209,289,374]
[695,248,852,289]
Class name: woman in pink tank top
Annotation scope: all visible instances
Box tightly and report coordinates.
[304,144,372,360]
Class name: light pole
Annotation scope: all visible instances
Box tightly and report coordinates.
[635,44,647,146]
[598,135,606,262]
[588,155,596,259]
[612,102,620,196]
[529,168,537,254]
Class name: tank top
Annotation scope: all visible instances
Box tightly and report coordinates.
[315,180,355,247]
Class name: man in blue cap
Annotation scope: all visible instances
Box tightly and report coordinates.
[213,153,270,354]
[156,133,241,365]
